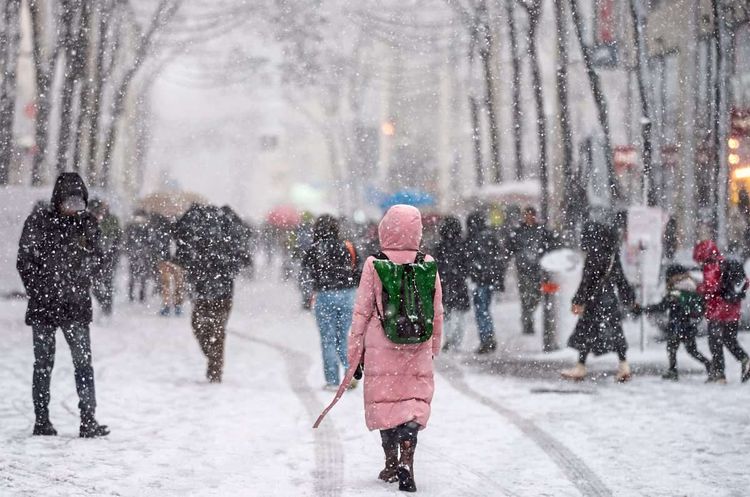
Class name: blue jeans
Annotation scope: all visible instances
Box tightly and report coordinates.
[32,323,97,421]
[472,286,495,345]
[314,289,355,386]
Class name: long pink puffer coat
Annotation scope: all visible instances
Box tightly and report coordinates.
[314,205,444,431]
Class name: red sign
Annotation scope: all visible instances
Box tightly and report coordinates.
[614,145,638,172]
[661,144,679,169]
[596,0,616,45]
[24,101,37,119]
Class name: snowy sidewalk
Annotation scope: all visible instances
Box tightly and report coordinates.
[2,278,749,496]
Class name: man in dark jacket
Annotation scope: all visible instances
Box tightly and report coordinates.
[16,173,110,438]
[465,210,505,354]
[301,215,360,389]
[90,199,122,317]
[435,216,470,351]
[505,207,556,335]
[175,204,247,383]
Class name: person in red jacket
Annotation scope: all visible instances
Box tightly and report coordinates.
[693,240,750,383]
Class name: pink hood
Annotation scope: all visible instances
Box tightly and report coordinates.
[379,205,422,251]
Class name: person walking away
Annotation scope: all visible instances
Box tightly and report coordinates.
[314,205,444,493]
[124,212,152,303]
[505,207,556,335]
[635,264,711,380]
[465,210,505,354]
[296,214,316,309]
[693,240,750,383]
[562,222,637,382]
[152,214,185,316]
[16,173,110,438]
[434,216,470,351]
[301,215,360,390]
[175,204,247,383]
[90,199,122,317]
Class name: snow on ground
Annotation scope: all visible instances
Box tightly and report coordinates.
[2,273,750,496]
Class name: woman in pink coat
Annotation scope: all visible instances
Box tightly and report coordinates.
[314,205,443,492]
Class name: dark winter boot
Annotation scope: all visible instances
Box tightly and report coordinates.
[397,438,417,492]
[661,369,679,381]
[379,431,399,483]
[33,419,57,436]
[80,414,110,438]
[475,338,497,355]
[741,358,750,383]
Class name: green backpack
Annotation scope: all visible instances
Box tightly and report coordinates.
[372,252,438,344]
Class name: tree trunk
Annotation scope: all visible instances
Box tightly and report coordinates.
[505,0,523,180]
[711,0,729,243]
[72,0,94,173]
[569,0,621,203]
[29,0,59,186]
[0,0,22,185]
[87,0,115,185]
[55,0,80,174]
[526,6,548,224]
[553,0,576,233]
[470,95,484,187]
[477,0,502,183]
[629,0,657,206]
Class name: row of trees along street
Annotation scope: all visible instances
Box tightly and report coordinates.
[1,0,748,245]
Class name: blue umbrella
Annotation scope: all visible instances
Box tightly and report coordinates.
[379,189,436,210]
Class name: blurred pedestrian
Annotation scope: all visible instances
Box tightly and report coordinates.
[505,207,556,335]
[90,199,122,317]
[16,173,109,438]
[562,222,636,382]
[152,214,185,316]
[635,264,711,380]
[301,215,360,389]
[176,204,248,383]
[124,211,153,303]
[434,216,470,351]
[314,205,444,493]
[693,240,750,383]
[465,210,505,354]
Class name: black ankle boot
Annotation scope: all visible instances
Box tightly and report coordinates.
[33,419,57,436]
[80,415,110,438]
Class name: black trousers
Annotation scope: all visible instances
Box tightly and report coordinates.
[708,321,748,377]
[380,421,420,450]
[666,331,710,371]
[32,323,97,422]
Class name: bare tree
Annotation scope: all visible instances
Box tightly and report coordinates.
[99,0,183,189]
[629,0,656,206]
[517,0,548,222]
[28,0,61,185]
[568,0,621,202]
[504,0,524,181]
[0,0,23,185]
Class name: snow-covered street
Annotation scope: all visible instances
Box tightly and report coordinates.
[2,276,749,497]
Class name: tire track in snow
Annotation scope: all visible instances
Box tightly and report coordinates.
[230,330,344,497]
[437,359,613,497]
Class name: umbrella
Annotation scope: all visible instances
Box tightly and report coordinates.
[379,189,436,210]
[266,204,301,228]
[137,191,207,219]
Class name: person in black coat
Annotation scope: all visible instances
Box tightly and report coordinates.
[505,207,556,335]
[434,216,470,351]
[175,204,247,383]
[16,173,109,438]
[301,215,360,389]
[464,210,505,354]
[562,222,637,382]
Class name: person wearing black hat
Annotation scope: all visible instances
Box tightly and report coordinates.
[16,173,110,438]
[634,264,711,380]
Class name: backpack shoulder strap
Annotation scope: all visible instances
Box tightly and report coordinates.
[373,252,389,261]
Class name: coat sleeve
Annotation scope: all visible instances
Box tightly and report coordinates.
[697,264,720,297]
[572,256,596,307]
[613,257,635,307]
[16,214,42,297]
[431,271,444,357]
[642,295,670,315]
[314,258,376,429]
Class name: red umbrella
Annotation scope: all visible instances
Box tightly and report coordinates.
[266,205,301,228]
